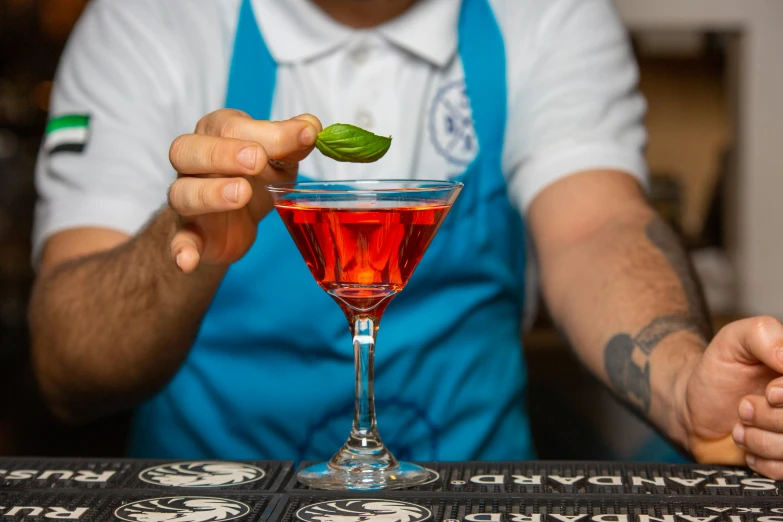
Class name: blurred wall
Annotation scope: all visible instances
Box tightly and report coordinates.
[616,0,783,319]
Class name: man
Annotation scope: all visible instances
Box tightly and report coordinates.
[28,0,783,477]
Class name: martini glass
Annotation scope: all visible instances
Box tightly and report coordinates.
[267,180,462,490]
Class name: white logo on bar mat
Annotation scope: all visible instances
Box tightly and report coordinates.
[139,462,265,487]
[114,497,250,522]
[296,500,431,522]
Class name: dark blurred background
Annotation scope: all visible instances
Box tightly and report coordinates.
[0,0,129,457]
[0,0,779,460]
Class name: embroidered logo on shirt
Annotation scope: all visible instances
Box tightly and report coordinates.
[44,114,90,155]
[428,81,478,166]
[138,461,266,487]
[296,500,432,522]
[114,497,251,522]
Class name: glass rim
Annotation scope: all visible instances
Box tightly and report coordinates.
[266,179,463,195]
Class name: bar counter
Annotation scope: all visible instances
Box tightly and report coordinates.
[0,459,777,522]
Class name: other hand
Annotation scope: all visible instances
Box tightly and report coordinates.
[683,316,783,477]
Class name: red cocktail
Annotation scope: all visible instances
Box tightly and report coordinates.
[268,180,462,491]
[275,202,450,315]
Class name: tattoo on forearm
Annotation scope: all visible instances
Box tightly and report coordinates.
[605,315,700,413]
[645,216,712,338]
[634,315,701,354]
[604,216,712,414]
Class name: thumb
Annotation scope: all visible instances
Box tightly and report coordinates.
[265,114,323,174]
[715,316,783,372]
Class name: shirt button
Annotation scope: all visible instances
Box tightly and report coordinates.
[355,110,374,129]
[350,45,370,64]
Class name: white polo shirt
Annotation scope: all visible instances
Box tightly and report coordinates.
[34,0,647,259]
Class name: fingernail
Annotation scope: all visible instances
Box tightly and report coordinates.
[733,423,745,445]
[300,125,316,146]
[222,182,239,203]
[237,147,257,170]
[739,399,755,422]
[176,253,184,270]
[746,454,756,466]
[769,386,783,405]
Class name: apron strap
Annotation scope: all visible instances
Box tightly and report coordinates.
[226,0,277,120]
[458,0,507,170]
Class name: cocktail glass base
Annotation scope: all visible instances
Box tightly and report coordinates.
[297,460,431,491]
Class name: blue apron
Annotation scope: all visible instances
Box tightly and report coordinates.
[128,0,533,462]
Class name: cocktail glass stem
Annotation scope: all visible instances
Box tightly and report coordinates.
[296,305,429,489]
[351,315,380,445]
[327,314,398,471]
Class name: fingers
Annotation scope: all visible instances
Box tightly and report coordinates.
[171,226,204,274]
[743,454,783,480]
[721,317,783,479]
[168,177,252,217]
[767,376,783,406]
[193,110,321,156]
[170,135,267,176]
[716,316,783,373]
[740,394,783,431]
[264,114,323,172]
[166,111,322,272]
[733,423,783,480]
[231,117,318,162]
[292,113,323,138]
[733,421,783,459]
[171,113,321,177]
[734,393,783,478]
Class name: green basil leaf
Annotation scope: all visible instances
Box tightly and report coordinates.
[315,123,392,163]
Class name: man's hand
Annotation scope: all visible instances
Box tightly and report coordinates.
[683,316,783,476]
[527,170,783,479]
[30,111,322,422]
[167,110,322,272]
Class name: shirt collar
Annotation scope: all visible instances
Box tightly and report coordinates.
[251,0,461,68]
[251,0,352,63]
[377,0,460,68]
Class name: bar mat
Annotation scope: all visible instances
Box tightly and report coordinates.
[286,461,776,497]
[0,458,292,493]
[275,494,783,522]
[0,491,281,522]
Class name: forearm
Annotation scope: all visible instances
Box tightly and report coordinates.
[540,204,712,447]
[29,208,226,423]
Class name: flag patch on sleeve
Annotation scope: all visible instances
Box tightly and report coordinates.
[44,114,91,155]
